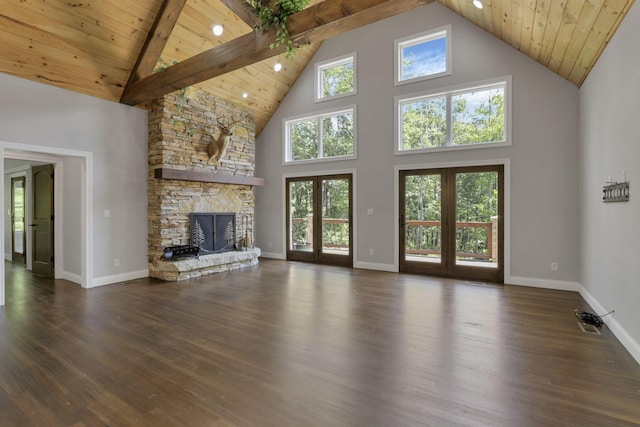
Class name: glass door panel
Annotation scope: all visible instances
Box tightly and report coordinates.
[400,170,447,275]
[287,179,315,260]
[405,174,442,263]
[454,171,498,269]
[319,177,352,264]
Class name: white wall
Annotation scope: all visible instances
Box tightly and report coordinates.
[256,3,580,286]
[579,2,640,362]
[0,72,149,287]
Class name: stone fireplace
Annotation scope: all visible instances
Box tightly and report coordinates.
[148,88,262,281]
[189,212,236,253]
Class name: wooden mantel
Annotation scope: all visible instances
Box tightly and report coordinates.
[154,168,264,186]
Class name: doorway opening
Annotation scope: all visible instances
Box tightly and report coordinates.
[286,174,353,267]
[399,165,504,283]
[1,142,93,307]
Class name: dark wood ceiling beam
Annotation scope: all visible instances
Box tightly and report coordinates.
[290,0,433,45]
[124,0,187,87]
[120,0,432,106]
[220,0,260,28]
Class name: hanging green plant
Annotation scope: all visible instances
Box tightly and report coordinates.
[248,0,311,57]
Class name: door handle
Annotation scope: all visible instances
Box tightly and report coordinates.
[29,224,37,227]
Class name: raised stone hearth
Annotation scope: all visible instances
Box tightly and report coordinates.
[148,88,262,281]
[155,249,261,281]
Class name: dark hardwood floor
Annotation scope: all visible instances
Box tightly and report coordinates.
[1,260,639,426]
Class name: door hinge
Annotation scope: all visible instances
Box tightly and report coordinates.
[51,215,54,221]
[51,256,55,263]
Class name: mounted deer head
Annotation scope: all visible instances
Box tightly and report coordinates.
[207,117,236,161]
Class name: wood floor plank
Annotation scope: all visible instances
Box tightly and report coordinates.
[1,260,639,426]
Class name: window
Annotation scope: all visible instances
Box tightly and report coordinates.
[396,78,510,153]
[395,26,451,85]
[285,107,356,163]
[316,54,356,101]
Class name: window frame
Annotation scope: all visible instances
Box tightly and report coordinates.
[284,105,358,165]
[315,53,357,102]
[394,76,512,155]
[394,25,452,86]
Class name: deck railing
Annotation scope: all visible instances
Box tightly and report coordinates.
[404,220,492,260]
[291,217,495,260]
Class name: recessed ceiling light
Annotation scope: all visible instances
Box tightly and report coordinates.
[212,24,224,36]
[473,0,483,9]
[242,92,248,99]
[274,62,282,72]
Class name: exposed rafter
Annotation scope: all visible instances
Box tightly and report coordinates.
[121,0,433,105]
[125,0,187,87]
[219,0,260,28]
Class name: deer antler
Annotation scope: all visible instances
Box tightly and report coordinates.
[207,116,238,161]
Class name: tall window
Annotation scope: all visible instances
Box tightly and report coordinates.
[396,78,510,153]
[395,26,451,85]
[285,107,356,163]
[316,53,356,101]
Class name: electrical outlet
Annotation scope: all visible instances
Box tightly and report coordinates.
[104,209,110,218]
[114,258,120,267]
[369,249,374,256]
[551,262,558,271]
[268,241,272,248]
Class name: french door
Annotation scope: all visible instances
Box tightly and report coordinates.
[400,165,504,283]
[286,174,353,267]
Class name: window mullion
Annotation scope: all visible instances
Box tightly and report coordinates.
[446,94,453,147]
[317,116,323,159]
[287,123,292,161]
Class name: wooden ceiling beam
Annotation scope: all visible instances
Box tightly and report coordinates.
[125,0,187,87]
[120,0,432,105]
[220,0,260,28]
[289,0,433,45]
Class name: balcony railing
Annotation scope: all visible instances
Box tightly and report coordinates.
[291,217,495,261]
[405,220,493,260]
[291,217,348,250]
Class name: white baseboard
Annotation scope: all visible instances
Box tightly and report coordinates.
[579,285,640,365]
[90,269,149,288]
[507,276,580,292]
[259,251,286,260]
[61,271,82,285]
[354,261,397,272]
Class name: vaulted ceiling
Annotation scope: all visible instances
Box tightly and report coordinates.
[0,0,634,135]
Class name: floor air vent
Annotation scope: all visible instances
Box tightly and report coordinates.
[464,281,488,286]
[578,322,601,335]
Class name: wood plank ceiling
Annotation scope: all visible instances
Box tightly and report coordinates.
[0,0,634,135]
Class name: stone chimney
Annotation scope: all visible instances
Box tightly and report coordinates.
[147,88,259,280]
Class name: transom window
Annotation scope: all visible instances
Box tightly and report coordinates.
[285,107,356,163]
[396,78,510,153]
[395,26,451,85]
[315,54,356,101]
